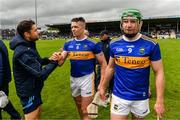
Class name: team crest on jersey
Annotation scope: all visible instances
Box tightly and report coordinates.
[83,45,88,50]
[139,47,145,54]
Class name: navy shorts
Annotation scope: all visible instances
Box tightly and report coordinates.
[19,94,43,114]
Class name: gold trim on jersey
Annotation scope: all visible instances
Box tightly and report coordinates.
[91,72,95,96]
[68,51,95,60]
[141,35,157,45]
[115,56,150,69]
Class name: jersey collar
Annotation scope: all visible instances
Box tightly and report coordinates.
[123,33,142,42]
[75,36,87,41]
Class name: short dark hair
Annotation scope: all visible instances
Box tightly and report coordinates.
[100,30,109,36]
[17,20,35,38]
[71,17,86,23]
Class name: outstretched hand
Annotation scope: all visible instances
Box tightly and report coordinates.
[49,52,61,61]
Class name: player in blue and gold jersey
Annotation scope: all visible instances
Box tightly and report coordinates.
[99,9,165,119]
[55,17,107,120]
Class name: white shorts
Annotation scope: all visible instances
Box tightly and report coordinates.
[70,72,95,97]
[111,94,150,117]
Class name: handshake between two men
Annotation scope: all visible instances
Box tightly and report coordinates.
[49,49,65,66]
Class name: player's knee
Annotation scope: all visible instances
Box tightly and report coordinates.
[81,107,88,114]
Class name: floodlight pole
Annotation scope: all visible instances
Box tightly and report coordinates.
[35,0,38,26]
[177,20,179,33]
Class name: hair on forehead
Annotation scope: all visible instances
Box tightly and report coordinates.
[17,19,35,38]
[71,17,85,23]
[71,17,86,28]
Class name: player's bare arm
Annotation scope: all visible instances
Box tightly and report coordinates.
[95,52,107,88]
[99,57,115,100]
[151,59,165,119]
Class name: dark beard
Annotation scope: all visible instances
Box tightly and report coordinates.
[30,37,39,41]
[124,33,137,38]
[121,30,138,38]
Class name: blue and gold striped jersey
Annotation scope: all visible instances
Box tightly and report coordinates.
[64,38,101,77]
[110,35,161,100]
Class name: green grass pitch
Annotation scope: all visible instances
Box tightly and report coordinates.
[2,38,180,119]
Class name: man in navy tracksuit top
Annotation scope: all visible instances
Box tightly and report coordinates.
[0,40,21,119]
[10,20,58,120]
[95,30,114,93]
